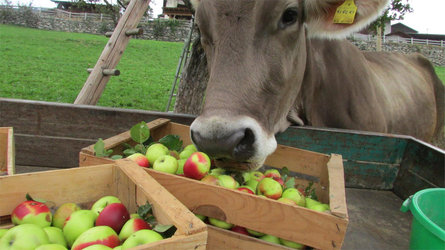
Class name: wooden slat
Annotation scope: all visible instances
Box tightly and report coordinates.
[132,231,207,250]
[327,154,348,219]
[207,226,289,250]
[145,168,347,250]
[116,159,207,236]
[0,127,14,175]
[0,164,115,216]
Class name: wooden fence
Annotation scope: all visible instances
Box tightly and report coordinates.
[350,33,445,47]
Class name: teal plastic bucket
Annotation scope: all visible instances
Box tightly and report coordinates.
[401,188,445,250]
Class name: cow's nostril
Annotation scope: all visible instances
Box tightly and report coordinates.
[233,128,255,161]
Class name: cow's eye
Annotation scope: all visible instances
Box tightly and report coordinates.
[280,8,298,29]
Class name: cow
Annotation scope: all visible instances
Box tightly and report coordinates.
[188,0,445,171]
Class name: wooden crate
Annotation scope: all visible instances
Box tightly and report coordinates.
[0,127,15,176]
[0,160,208,249]
[79,119,349,249]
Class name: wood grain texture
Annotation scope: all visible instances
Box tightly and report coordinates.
[328,154,348,219]
[0,127,14,175]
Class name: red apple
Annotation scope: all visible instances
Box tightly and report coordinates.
[71,226,120,250]
[257,178,283,200]
[231,225,249,235]
[119,218,151,242]
[11,200,52,228]
[264,169,281,179]
[273,177,285,186]
[183,152,211,180]
[236,186,255,194]
[127,153,149,168]
[95,203,130,234]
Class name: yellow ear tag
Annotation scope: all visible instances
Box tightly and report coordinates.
[333,0,357,24]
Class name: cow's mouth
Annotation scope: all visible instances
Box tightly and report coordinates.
[213,158,261,171]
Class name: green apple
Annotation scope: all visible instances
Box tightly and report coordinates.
[113,246,122,250]
[280,238,305,249]
[183,144,197,152]
[208,217,233,229]
[121,229,163,249]
[264,169,281,179]
[91,196,122,217]
[260,234,281,244]
[145,143,169,165]
[179,149,194,160]
[245,179,259,192]
[153,155,178,174]
[71,226,120,250]
[209,167,225,176]
[0,228,8,239]
[175,159,187,175]
[35,244,68,250]
[44,226,67,247]
[82,245,113,250]
[119,218,151,242]
[246,228,265,237]
[130,213,141,219]
[257,178,283,200]
[308,203,330,212]
[11,200,52,227]
[248,171,264,181]
[277,197,297,205]
[63,209,97,247]
[194,214,207,221]
[217,175,238,189]
[183,152,211,180]
[52,202,81,229]
[282,188,306,207]
[127,153,150,168]
[0,224,49,249]
[305,197,321,208]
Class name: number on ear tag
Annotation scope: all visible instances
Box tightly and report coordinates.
[333,0,357,24]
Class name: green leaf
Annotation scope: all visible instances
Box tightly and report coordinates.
[111,155,123,160]
[123,148,137,157]
[137,202,153,219]
[159,134,183,152]
[26,193,47,203]
[284,177,295,189]
[94,138,111,157]
[130,122,150,144]
[134,144,147,154]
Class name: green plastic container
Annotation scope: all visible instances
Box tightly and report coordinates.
[401,188,445,250]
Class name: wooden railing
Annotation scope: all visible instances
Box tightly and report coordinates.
[350,33,444,47]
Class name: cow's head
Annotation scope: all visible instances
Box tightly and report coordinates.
[190,0,388,170]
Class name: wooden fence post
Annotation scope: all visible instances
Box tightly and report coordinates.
[74,0,151,105]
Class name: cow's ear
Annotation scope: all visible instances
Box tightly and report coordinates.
[190,0,201,10]
[304,0,388,39]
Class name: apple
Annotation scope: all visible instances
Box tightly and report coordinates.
[245,179,259,192]
[113,246,122,250]
[126,153,149,168]
[169,150,180,159]
[260,234,281,244]
[153,155,178,174]
[273,177,285,186]
[130,213,141,219]
[208,217,233,229]
[282,188,306,207]
[246,228,265,237]
[201,174,220,186]
[35,244,68,250]
[277,197,297,206]
[83,245,113,250]
[175,159,187,175]
[91,196,122,217]
[248,171,264,182]
[236,186,255,194]
[119,218,151,242]
[96,203,130,234]
[257,178,283,200]
[44,226,67,247]
[183,152,211,180]
[280,238,305,249]
[63,209,97,247]
[209,167,225,176]
[305,197,321,208]
[52,203,81,229]
[183,144,197,152]
[264,169,281,179]
[308,203,330,212]
[0,228,8,239]
[217,175,238,189]
[194,214,207,221]
[71,226,120,250]
[121,229,163,249]
[11,200,52,227]
[0,224,49,249]
[231,225,249,235]
[179,149,194,160]
[145,143,169,165]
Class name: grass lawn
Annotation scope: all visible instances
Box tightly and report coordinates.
[435,66,445,85]
[0,24,183,111]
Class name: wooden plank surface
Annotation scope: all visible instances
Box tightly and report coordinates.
[145,169,348,249]
[0,127,14,175]
[327,154,348,219]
